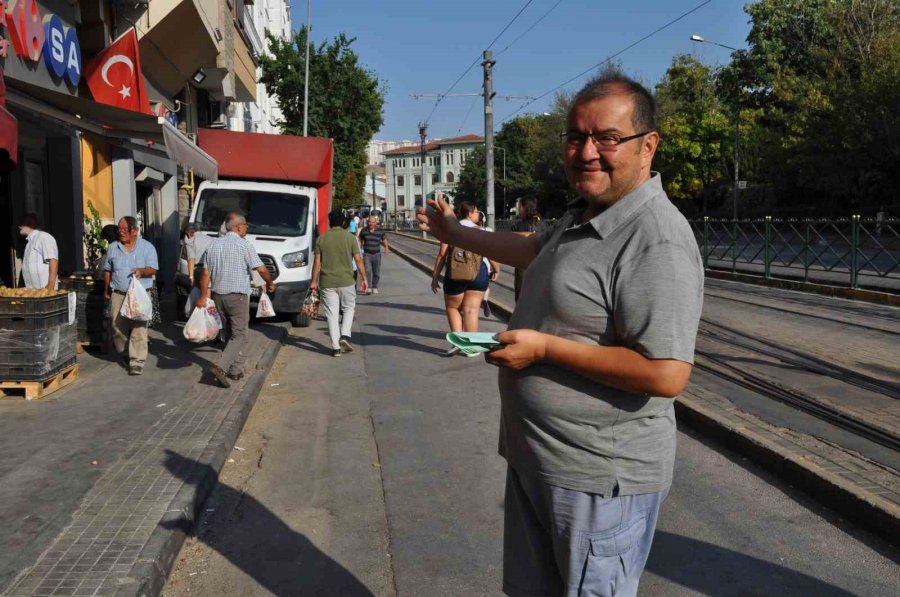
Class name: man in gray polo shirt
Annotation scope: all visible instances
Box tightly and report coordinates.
[418,72,703,596]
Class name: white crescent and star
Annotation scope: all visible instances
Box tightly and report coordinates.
[100,55,135,102]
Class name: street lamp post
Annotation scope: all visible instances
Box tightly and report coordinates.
[691,34,740,221]
[303,0,311,137]
[495,146,507,221]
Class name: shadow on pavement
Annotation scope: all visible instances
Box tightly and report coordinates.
[362,300,446,317]
[161,450,374,596]
[647,531,857,596]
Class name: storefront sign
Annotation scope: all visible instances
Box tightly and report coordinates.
[42,13,80,85]
[5,0,45,63]
[0,1,80,86]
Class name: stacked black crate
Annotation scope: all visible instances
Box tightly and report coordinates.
[0,294,77,381]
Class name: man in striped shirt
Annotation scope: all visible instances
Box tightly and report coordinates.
[197,216,275,388]
[358,216,390,295]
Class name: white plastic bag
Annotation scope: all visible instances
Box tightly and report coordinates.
[205,298,223,330]
[183,305,219,343]
[120,277,153,321]
[256,292,276,318]
[184,287,200,319]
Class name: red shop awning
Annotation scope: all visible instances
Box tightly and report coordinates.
[0,67,17,172]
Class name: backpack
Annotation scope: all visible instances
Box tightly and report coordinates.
[446,246,481,282]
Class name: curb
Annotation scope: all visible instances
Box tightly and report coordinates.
[704,269,898,306]
[674,395,900,547]
[388,240,900,546]
[118,325,287,597]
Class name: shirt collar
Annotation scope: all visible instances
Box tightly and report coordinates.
[226,231,242,239]
[566,173,664,239]
[26,229,39,242]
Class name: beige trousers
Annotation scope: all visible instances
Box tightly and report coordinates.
[109,292,149,367]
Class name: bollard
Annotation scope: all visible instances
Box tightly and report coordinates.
[764,216,772,279]
[850,214,860,289]
[703,217,710,270]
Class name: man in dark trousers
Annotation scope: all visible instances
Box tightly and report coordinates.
[418,71,703,596]
[197,215,275,388]
[358,215,390,295]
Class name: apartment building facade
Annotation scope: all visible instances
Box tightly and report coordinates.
[382,134,483,218]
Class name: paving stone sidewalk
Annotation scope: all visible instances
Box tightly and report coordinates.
[0,309,285,597]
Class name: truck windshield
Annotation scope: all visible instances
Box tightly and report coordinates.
[196,189,310,237]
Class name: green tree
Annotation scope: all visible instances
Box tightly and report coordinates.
[718,0,900,215]
[260,26,386,207]
[654,55,733,214]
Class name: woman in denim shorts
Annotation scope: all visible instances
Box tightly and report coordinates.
[430,201,500,356]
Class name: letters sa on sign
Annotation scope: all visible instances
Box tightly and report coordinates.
[0,1,82,87]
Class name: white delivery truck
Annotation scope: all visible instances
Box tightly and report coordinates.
[186,128,333,327]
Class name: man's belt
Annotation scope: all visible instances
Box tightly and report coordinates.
[112,289,127,295]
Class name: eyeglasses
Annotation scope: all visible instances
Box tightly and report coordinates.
[561,130,653,150]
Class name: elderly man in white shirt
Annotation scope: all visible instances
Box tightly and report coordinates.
[18,213,59,289]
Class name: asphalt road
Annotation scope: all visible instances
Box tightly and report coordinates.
[165,254,900,596]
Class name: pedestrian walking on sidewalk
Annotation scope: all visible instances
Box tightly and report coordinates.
[18,213,59,290]
[359,215,390,295]
[418,72,703,596]
[310,210,369,357]
[104,217,159,376]
[196,215,275,388]
[476,209,501,318]
[430,202,500,357]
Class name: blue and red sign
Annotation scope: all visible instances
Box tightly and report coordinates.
[0,1,81,87]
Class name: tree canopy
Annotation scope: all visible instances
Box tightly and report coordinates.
[260,26,386,207]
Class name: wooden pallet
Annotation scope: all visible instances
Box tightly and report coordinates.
[0,365,79,400]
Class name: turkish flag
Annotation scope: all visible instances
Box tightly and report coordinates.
[84,29,152,115]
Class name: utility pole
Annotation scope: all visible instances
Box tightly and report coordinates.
[419,122,428,237]
[302,0,311,136]
[483,50,496,229]
[371,169,377,214]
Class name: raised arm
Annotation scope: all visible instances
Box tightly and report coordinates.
[417,195,540,269]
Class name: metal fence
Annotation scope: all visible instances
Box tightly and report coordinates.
[691,217,900,291]
[386,216,900,291]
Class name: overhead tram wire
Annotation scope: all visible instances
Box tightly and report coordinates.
[496,0,715,127]
[424,0,536,126]
[495,0,564,58]
[457,93,482,135]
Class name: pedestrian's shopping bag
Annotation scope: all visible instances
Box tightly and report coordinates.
[256,292,276,318]
[183,305,219,343]
[184,287,200,319]
[120,277,153,321]
[205,298,223,330]
[302,289,319,320]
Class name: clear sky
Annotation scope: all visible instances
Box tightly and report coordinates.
[290,1,753,141]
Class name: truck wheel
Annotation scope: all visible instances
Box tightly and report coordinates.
[290,311,310,328]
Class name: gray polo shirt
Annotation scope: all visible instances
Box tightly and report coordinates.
[499,173,703,496]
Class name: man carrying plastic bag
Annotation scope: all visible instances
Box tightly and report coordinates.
[104,217,159,376]
[120,277,153,321]
[184,299,222,343]
[196,215,275,388]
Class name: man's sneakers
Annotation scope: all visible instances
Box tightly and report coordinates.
[340,336,354,353]
[372,288,379,294]
[209,365,231,388]
[226,371,244,381]
[128,365,143,376]
[332,349,342,357]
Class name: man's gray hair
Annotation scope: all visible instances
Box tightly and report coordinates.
[226,215,247,230]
